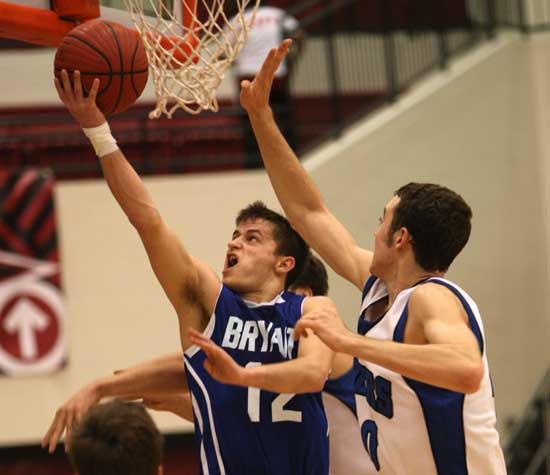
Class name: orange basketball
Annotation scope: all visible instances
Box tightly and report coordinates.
[54,19,148,115]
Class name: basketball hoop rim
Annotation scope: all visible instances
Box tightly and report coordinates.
[0,0,198,49]
[0,1,77,46]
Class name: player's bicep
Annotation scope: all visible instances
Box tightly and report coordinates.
[424,317,481,356]
[139,220,220,314]
[412,285,482,359]
[298,208,373,290]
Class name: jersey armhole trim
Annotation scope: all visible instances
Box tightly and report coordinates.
[185,283,224,358]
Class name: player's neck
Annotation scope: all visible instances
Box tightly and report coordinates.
[239,280,285,305]
[383,260,443,306]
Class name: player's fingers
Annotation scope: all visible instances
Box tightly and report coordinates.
[41,410,63,448]
[73,71,83,100]
[266,41,290,78]
[188,328,212,347]
[88,78,100,102]
[240,80,251,94]
[257,47,279,81]
[64,412,74,453]
[280,38,292,50]
[54,78,66,102]
[48,411,67,453]
[293,322,306,340]
[60,70,75,102]
[203,359,214,375]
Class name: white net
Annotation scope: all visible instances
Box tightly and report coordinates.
[123,0,260,118]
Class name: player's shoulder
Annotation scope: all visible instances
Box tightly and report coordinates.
[409,279,466,319]
[411,279,451,301]
[302,295,336,312]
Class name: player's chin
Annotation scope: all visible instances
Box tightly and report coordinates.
[222,276,249,294]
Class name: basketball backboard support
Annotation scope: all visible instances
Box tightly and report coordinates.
[0,0,182,47]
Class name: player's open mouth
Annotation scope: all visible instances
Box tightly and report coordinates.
[226,254,238,269]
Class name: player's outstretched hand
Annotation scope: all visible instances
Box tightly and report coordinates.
[188,328,245,386]
[240,39,292,115]
[294,306,354,352]
[41,382,102,453]
[54,69,105,128]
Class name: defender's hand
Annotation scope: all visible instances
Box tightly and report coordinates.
[54,69,105,128]
[188,328,245,386]
[41,382,102,453]
[294,306,354,353]
[240,39,292,115]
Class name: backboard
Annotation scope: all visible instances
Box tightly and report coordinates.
[0,0,182,47]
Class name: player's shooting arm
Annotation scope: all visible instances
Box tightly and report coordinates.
[295,284,484,394]
[42,352,188,453]
[241,41,372,290]
[54,70,221,326]
[188,297,334,394]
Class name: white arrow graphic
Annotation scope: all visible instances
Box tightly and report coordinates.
[3,298,49,360]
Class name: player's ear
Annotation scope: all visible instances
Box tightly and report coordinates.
[394,227,411,248]
[276,256,295,275]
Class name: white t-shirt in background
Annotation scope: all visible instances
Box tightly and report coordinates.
[234,6,298,77]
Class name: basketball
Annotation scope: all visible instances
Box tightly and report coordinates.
[54,19,148,116]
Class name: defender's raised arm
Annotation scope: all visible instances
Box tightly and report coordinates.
[240,41,373,290]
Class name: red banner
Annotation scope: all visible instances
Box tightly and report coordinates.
[0,169,65,375]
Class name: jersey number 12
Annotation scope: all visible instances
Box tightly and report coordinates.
[246,362,302,423]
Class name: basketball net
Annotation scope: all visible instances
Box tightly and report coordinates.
[123,0,259,118]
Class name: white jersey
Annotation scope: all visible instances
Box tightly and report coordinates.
[323,369,377,475]
[233,7,298,77]
[355,276,506,475]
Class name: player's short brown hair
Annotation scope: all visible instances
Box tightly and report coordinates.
[69,400,163,475]
[391,183,472,272]
[290,253,329,296]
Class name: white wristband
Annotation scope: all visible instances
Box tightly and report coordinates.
[82,122,119,158]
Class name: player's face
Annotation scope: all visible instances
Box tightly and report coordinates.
[222,218,282,294]
[370,196,400,277]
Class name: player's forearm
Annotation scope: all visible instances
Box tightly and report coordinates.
[98,147,160,230]
[343,334,483,394]
[240,356,328,394]
[247,108,325,221]
[96,353,188,399]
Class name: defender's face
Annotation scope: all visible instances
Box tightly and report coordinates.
[370,196,400,277]
[222,218,281,294]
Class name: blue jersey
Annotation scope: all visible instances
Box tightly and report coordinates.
[184,285,329,475]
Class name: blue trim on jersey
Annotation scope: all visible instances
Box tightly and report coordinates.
[428,279,484,354]
[323,366,358,417]
[392,279,490,475]
[184,354,226,474]
[358,276,390,336]
[406,377,467,475]
[394,303,468,474]
[362,275,378,301]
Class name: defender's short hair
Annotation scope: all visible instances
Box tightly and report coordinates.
[290,253,329,296]
[69,400,163,475]
[391,183,472,272]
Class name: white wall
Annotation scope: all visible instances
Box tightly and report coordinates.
[0,32,548,448]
